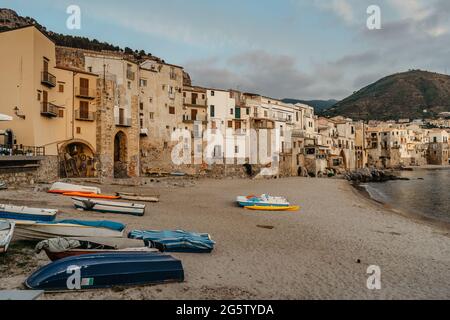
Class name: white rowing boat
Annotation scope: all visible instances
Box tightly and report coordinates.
[48,182,101,195]
[0,220,15,253]
[72,197,146,216]
[0,204,57,222]
[14,220,125,241]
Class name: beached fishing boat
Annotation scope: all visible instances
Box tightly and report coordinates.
[14,220,125,241]
[115,192,159,203]
[71,197,145,216]
[0,220,15,253]
[63,192,120,200]
[236,194,290,207]
[244,205,300,212]
[0,204,57,222]
[48,182,101,195]
[25,252,184,291]
[129,230,216,253]
[35,237,158,261]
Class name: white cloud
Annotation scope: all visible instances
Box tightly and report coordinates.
[386,0,431,21]
[314,0,355,24]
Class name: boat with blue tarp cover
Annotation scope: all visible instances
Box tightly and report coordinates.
[25,252,184,291]
[129,230,215,253]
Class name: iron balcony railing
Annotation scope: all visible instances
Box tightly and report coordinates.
[0,144,45,156]
[75,109,96,121]
[115,116,132,127]
[182,114,207,123]
[41,71,56,87]
[75,87,96,99]
[41,102,60,117]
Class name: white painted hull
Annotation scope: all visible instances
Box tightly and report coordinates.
[72,197,145,216]
[49,182,101,194]
[14,221,124,241]
[0,220,15,253]
[0,204,57,222]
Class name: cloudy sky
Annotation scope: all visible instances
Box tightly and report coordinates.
[5,0,450,100]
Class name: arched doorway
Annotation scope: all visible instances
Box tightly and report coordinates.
[114,131,128,178]
[60,140,97,178]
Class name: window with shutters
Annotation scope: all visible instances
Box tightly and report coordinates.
[80,78,89,96]
[80,101,89,119]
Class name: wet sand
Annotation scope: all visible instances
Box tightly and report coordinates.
[1,177,449,300]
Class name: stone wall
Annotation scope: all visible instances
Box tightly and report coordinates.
[55,46,86,69]
[0,156,59,186]
[96,78,140,180]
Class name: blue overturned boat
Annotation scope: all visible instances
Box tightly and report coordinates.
[129,230,215,253]
[25,252,184,291]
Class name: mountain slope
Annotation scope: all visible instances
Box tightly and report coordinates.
[324,70,450,120]
[281,99,338,112]
[0,8,163,62]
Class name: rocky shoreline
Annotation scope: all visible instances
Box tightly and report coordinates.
[344,167,410,183]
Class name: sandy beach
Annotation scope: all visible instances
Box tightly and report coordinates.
[0,177,449,300]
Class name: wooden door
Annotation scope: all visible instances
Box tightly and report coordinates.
[80,78,89,96]
[42,91,48,112]
[191,109,198,121]
[80,101,89,119]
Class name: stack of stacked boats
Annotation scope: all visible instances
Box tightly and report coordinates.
[0,182,215,292]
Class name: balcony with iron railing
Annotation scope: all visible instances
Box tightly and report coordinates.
[41,102,60,118]
[115,116,132,127]
[75,87,96,99]
[75,109,96,121]
[183,114,207,123]
[0,144,45,157]
[41,71,56,87]
[183,98,207,108]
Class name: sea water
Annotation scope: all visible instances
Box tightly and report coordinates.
[365,168,450,224]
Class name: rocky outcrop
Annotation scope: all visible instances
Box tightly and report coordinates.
[345,167,410,183]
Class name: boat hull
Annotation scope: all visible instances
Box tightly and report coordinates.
[244,205,300,212]
[14,222,124,241]
[72,197,145,216]
[0,204,57,222]
[63,192,120,200]
[0,220,15,253]
[45,247,158,261]
[25,252,184,291]
[49,182,101,195]
[116,193,159,203]
[236,195,290,207]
